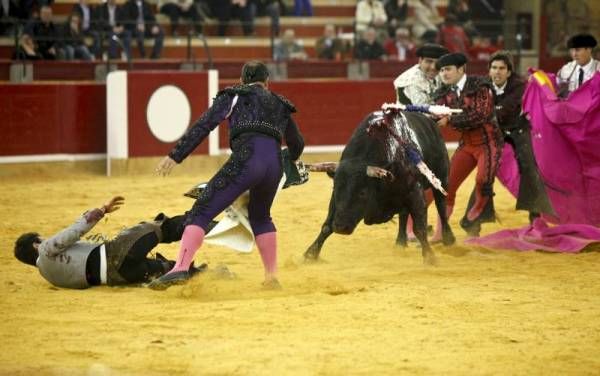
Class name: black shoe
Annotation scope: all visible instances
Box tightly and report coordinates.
[189,262,208,277]
[154,212,167,222]
[147,270,190,290]
[155,252,169,262]
[460,217,481,237]
[528,212,540,224]
[155,252,176,273]
[156,214,186,243]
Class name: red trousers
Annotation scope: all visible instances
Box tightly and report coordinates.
[447,139,501,219]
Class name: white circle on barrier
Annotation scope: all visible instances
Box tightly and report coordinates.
[146,85,191,143]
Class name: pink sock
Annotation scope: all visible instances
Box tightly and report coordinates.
[170,225,205,273]
[256,232,277,278]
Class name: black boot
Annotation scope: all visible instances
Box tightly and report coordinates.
[460,216,482,237]
[155,252,176,273]
[529,212,540,224]
[154,213,186,243]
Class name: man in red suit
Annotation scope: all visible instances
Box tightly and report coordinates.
[433,52,502,236]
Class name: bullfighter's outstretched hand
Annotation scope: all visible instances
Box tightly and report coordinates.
[156,156,177,176]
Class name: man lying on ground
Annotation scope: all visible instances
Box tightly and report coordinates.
[13,196,204,289]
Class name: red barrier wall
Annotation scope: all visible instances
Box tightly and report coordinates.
[1,79,459,158]
[220,79,459,148]
[0,83,106,156]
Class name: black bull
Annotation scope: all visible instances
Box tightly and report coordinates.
[304,111,456,264]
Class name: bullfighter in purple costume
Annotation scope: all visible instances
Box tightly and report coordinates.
[149,61,305,290]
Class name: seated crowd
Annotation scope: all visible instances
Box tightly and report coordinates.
[2,0,505,62]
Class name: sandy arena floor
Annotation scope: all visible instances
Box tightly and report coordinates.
[1,158,599,375]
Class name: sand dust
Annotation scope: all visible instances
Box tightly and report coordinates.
[1,161,599,375]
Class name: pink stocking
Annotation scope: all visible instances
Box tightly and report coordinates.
[255,232,277,279]
[170,225,205,273]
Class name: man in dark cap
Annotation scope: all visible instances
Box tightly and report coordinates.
[393,43,449,104]
[433,52,503,236]
[557,33,599,96]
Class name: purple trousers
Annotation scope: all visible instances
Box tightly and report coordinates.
[187,135,282,235]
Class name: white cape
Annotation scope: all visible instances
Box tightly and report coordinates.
[202,178,286,253]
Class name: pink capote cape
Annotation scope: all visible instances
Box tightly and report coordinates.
[467,70,600,252]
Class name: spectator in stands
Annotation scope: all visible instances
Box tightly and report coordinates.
[14,33,42,60]
[159,0,203,36]
[122,0,164,59]
[273,28,307,61]
[383,26,414,61]
[5,0,48,25]
[72,0,101,58]
[250,0,280,36]
[470,0,504,44]
[384,0,408,38]
[355,0,387,42]
[412,0,441,43]
[437,14,470,54]
[1,0,29,35]
[23,4,59,59]
[293,0,312,16]
[60,12,93,60]
[209,0,254,36]
[447,0,476,36]
[469,34,498,62]
[315,24,345,60]
[96,0,132,61]
[354,27,386,61]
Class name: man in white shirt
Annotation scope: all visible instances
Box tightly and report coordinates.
[393,43,448,105]
[557,33,599,97]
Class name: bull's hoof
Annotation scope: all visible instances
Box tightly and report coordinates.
[442,232,456,246]
[303,250,320,262]
[423,252,438,266]
[395,237,408,248]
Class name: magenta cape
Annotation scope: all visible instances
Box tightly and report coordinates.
[469,70,600,252]
[466,218,600,253]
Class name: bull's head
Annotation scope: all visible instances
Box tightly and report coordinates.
[330,159,370,234]
[307,158,397,234]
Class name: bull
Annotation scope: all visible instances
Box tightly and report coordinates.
[304,109,455,265]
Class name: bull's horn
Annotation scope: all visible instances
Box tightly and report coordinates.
[305,162,338,173]
[366,166,394,180]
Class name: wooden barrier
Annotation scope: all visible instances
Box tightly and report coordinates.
[0,59,10,80]
[0,77,459,163]
[0,83,105,156]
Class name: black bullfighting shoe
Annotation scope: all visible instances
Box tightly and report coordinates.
[189,262,208,277]
[460,216,482,237]
[147,270,190,290]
